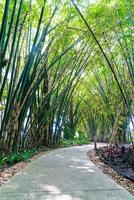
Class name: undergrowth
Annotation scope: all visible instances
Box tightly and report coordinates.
[0,147,50,168]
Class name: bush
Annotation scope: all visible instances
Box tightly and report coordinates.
[59,131,89,147]
[0,148,38,167]
[74,132,89,145]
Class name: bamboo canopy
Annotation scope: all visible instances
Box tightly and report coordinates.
[0,0,134,154]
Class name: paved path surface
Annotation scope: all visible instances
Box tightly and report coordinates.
[0,144,134,200]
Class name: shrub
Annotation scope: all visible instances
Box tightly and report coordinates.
[0,149,38,167]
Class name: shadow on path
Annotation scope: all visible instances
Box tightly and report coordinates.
[0,144,133,200]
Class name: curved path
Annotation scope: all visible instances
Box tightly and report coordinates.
[0,144,133,200]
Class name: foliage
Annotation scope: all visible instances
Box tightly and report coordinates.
[0,146,51,167]
[0,148,37,167]
[59,131,89,147]
[98,146,134,169]
[97,145,134,180]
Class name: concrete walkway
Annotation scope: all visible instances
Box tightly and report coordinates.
[0,144,134,200]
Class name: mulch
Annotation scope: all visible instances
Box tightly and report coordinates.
[87,149,134,195]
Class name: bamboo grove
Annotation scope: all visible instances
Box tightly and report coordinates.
[0,0,134,154]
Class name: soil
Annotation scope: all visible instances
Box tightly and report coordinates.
[87,149,134,196]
